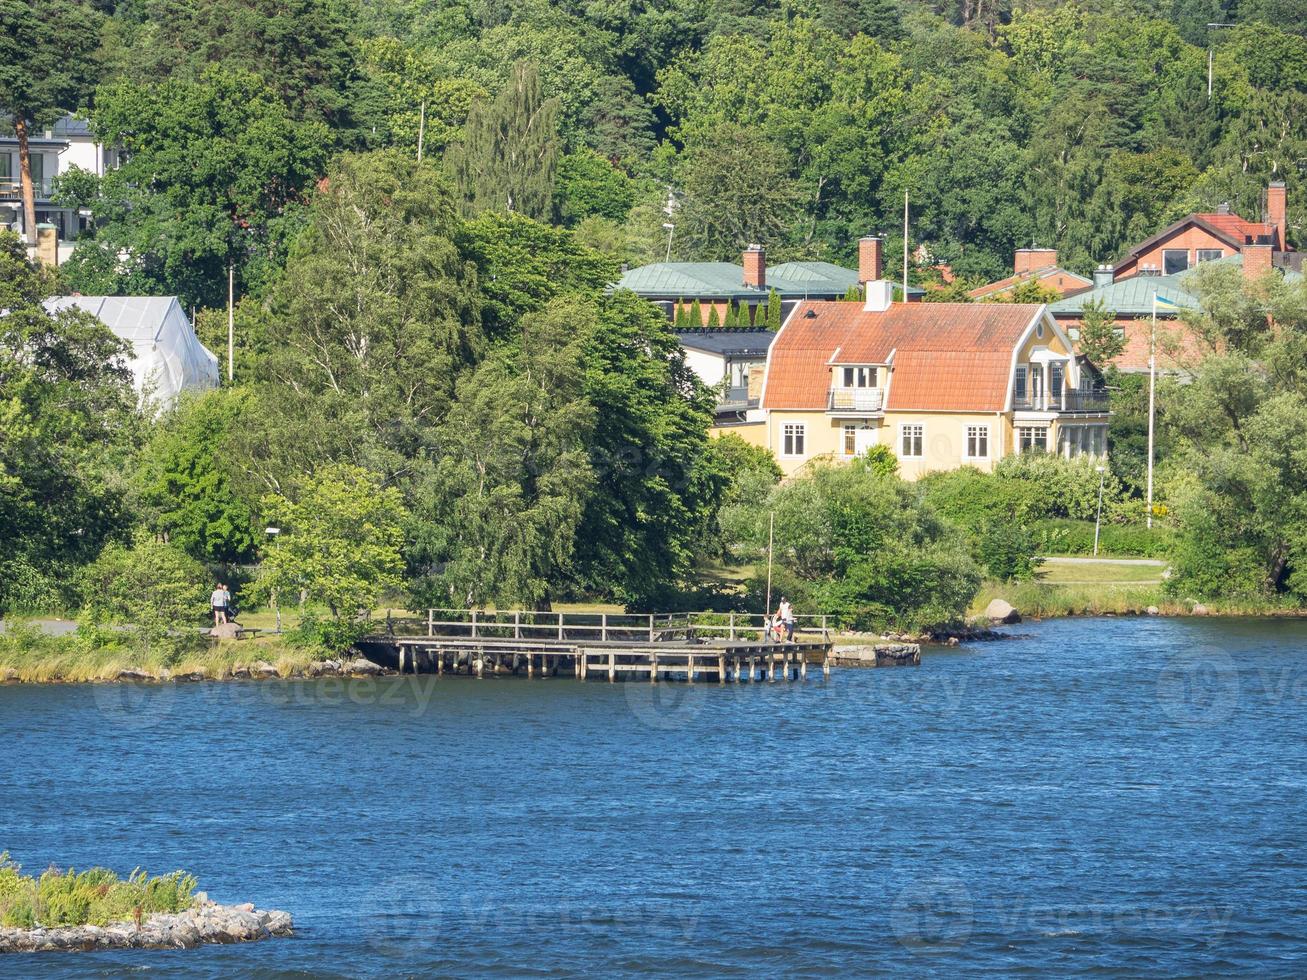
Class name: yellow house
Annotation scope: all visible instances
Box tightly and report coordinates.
[755,277,1110,479]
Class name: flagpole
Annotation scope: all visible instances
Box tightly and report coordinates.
[1146,293,1157,530]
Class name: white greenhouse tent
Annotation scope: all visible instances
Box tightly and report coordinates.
[43,295,220,404]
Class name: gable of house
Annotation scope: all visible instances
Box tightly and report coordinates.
[761,302,1043,412]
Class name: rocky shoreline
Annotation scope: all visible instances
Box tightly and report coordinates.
[0,896,292,953]
[0,657,394,685]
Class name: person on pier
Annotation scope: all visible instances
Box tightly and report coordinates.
[775,597,795,642]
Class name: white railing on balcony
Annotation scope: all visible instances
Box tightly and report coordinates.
[828,387,884,412]
[0,178,55,200]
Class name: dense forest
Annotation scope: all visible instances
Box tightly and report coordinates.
[4,0,1307,640]
[18,0,1307,307]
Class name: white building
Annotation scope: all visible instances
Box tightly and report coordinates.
[1,114,117,263]
[43,296,220,406]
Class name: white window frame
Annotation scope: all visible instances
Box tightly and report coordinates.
[842,424,857,456]
[965,424,990,460]
[1017,426,1048,453]
[782,422,806,458]
[899,423,924,459]
[841,366,878,388]
[1162,248,1189,275]
[1196,248,1223,264]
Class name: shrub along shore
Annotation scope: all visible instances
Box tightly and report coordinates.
[0,855,291,953]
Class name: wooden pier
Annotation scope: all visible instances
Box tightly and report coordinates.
[363,609,835,682]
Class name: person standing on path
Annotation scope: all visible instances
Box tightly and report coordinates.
[211,583,228,626]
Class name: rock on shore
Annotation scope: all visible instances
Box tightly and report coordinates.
[832,643,921,667]
[0,897,292,954]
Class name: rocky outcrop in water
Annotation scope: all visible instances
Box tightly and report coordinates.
[832,643,921,667]
[0,897,292,953]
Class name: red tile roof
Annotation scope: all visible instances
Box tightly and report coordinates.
[761,301,1042,412]
[968,266,1092,300]
[1194,213,1275,243]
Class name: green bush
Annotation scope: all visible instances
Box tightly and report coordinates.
[994,452,1123,521]
[1033,519,1175,557]
[1165,534,1266,600]
[78,538,210,660]
[287,613,370,654]
[977,521,1042,581]
[919,466,1045,525]
[743,463,982,632]
[0,856,197,930]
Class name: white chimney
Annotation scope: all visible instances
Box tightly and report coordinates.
[864,280,893,313]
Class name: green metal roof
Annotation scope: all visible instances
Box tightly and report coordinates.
[611,260,923,300]
[1049,254,1301,317]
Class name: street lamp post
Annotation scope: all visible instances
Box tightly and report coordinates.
[1093,466,1106,557]
[662,222,675,262]
[265,527,281,633]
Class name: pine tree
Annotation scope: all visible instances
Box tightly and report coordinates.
[722,302,737,328]
[688,297,703,326]
[766,288,783,330]
[706,305,720,328]
[0,0,101,247]
[446,61,559,220]
[843,284,862,302]
[674,299,688,327]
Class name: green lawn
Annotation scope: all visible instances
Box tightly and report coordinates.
[1036,560,1166,585]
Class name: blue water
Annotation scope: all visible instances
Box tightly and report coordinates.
[4,616,1307,976]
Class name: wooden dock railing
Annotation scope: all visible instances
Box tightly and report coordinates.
[405,608,831,644]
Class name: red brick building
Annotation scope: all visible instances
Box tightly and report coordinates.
[1113,182,1292,279]
[969,248,1093,300]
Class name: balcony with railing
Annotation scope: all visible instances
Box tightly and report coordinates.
[827,387,885,414]
[716,385,758,412]
[0,177,55,200]
[1014,387,1110,413]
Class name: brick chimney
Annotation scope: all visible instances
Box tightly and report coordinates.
[1015,248,1058,275]
[743,244,765,288]
[1268,181,1287,250]
[1244,242,1273,281]
[858,235,884,283]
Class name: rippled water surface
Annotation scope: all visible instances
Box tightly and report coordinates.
[4,616,1307,977]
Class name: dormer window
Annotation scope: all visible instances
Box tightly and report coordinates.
[841,366,878,388]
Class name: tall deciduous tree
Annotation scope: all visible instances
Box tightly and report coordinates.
[674,122,801,261]
[410,299,596,608]
[135,388,259,566]
[60,67,332,308]
[242,150,481,492]
[259,463,408,620]
[446,61,560,220]
[1165,264,1307,598]
[0,232,140,612]
[570,291,725,607]
[0,0,100,245]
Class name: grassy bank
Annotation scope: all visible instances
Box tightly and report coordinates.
[972,572,1307,620]
[0,855,196,929]
[0,629,331,684]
